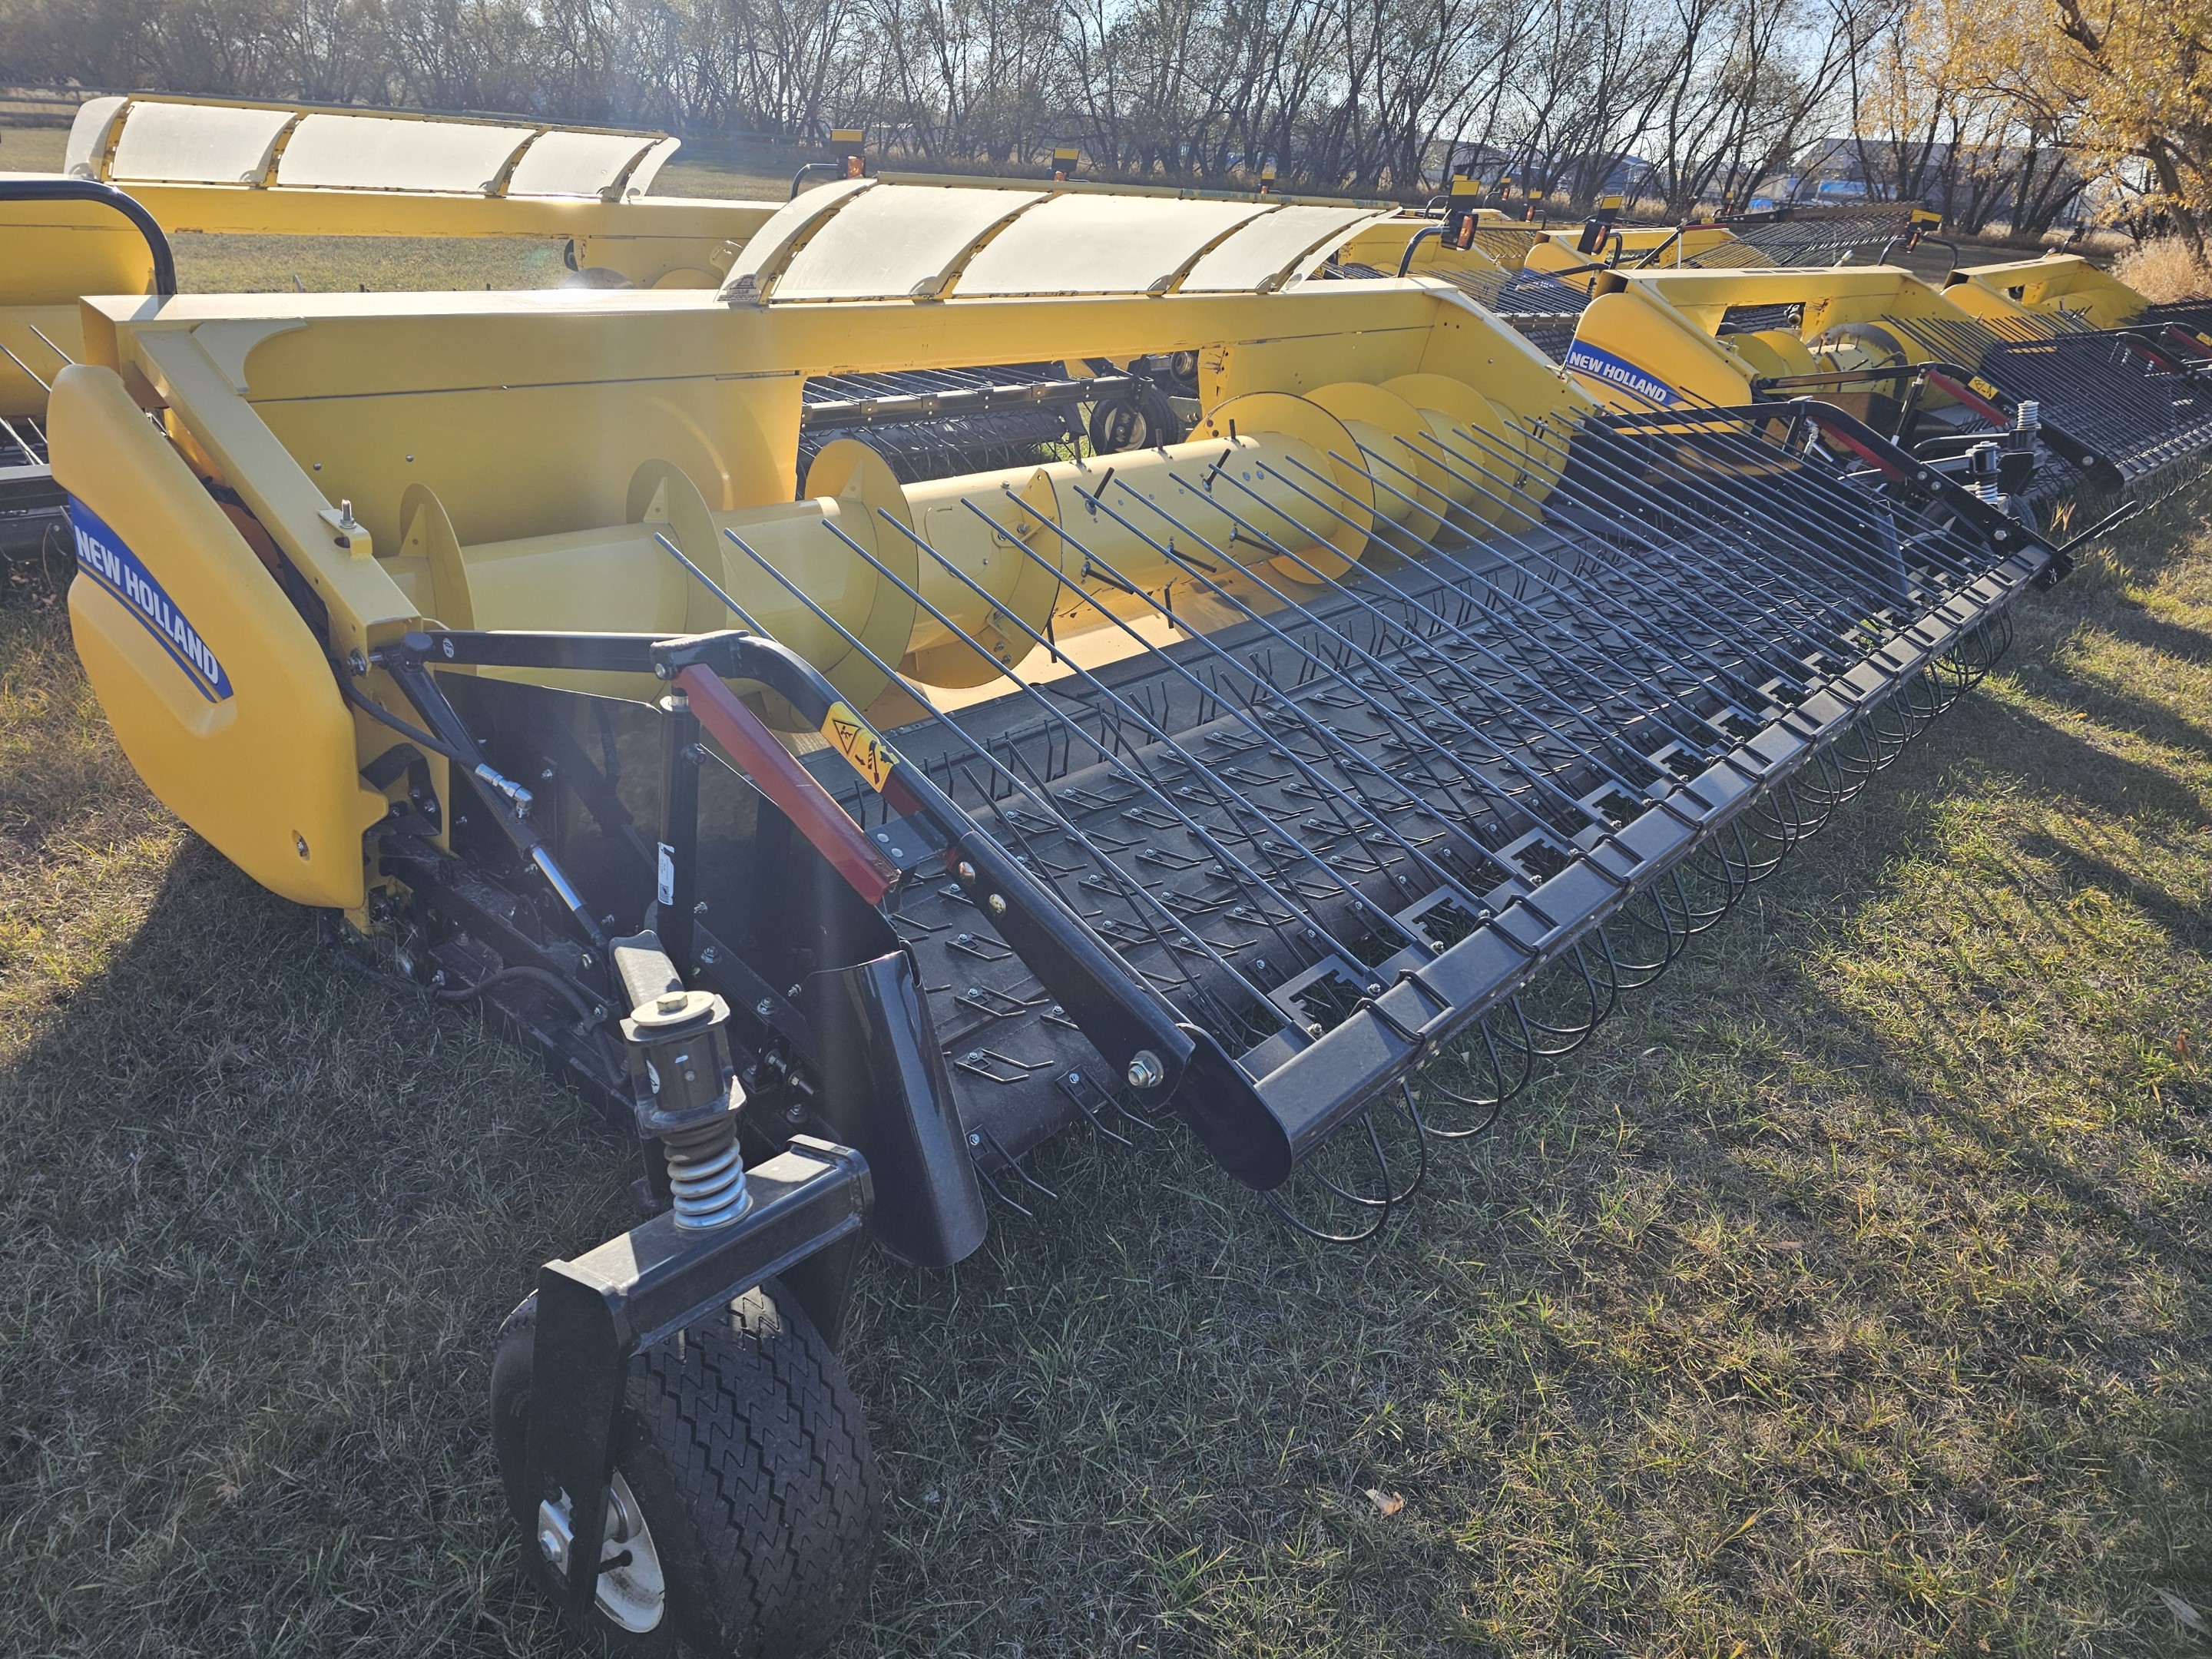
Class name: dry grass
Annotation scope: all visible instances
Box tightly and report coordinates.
[2114,238,2212,305]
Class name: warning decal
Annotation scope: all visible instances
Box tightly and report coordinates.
[821,699,898,791]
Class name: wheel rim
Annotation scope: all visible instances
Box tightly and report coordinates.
[595,1471,667,1633]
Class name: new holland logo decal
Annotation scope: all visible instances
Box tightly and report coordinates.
[70,500,234,701]
[1562,343,1679,408]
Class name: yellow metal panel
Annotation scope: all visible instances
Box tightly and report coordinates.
[1946,254,2147,329]
[1568,286,1758,410]
[49,364,384,908]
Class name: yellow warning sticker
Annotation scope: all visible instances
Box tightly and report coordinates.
[822,700,898,791]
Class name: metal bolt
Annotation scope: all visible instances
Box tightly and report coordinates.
[346,648,367,677]
[986,893,1007,916]
[693,899,708,915]
[957,860,978,882]
[785,1103,806,1123]
[1126,1050,1166,1091]
[700,945,718,964]
[968,1131,982,1147]
[755,998,773,1018]
[1366,983,1383,996]
[657,992,687,1014]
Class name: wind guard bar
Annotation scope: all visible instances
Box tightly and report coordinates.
[0,177,177,298]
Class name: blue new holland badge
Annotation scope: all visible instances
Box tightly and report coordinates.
[1562,343,1678,408]
[69,499,234,701]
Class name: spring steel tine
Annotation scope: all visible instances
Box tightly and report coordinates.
[1392,416,1864,661]
[804,512,1385,982]
[1465,409,1906,635]
[1058,475,1611,833]
[1514,399,1936,612]
[1138,469,1677,809]
[986,488,1571,846]
[1325,426,1815,717]
[981,495,1510,849]
[1588,394,1998,592]
[1412,421,1886,664]
[1235,452,1745,760]
[650,530,774,634]
[952,496,1494,910]
[1197,447,1691,743]
[859,507,1412,967]
[1528,396,1992,595]
[1203,451,1734,783]
[720,525,1294,1028]
[969,485,1534,849]
[1310,440,1798,730]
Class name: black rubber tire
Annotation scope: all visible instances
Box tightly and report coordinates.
[490,1280,881,1658]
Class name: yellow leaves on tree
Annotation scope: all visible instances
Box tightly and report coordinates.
[1959,0,2212,246]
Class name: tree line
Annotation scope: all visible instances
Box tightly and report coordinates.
[0,0,2187,237]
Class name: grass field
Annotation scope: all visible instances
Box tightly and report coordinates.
[2,124,2210,1655]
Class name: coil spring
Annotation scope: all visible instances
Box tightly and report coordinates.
[662,1116,750,1230]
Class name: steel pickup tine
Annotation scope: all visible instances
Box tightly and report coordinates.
[1067,475,1609,833]
[857,505,1414,969]
[1535,391,1994,593]
[1399,419,1863,671]
[1513,396,1945,606]
[988,485,1531,852]
[1135,467,1675,814]
[1293,439,1763,743]
[1459,412,1911,637]
[1314,430,1820,707]
[1230,450,1740,762]
[977,486,1539,872]
[953,496,1493,909]
[719,525,1292,1026]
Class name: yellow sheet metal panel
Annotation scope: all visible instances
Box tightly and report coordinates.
[274,114,537,194]
[1567,286,1757,411]
[1180,205,1390,293]
[952,194,1270,296]
[0,303,89,419]
[48,364,383,908]
[108,101,296,185]
[0,185,158,303]
[774,184,1046,300]
[1947,254,2145,329]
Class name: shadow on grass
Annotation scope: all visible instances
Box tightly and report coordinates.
[0,841,630,1654]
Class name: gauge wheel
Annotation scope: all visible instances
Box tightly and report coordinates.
[490,1280,881,1657]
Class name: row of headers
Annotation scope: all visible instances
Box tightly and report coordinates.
[61,95,681,202]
